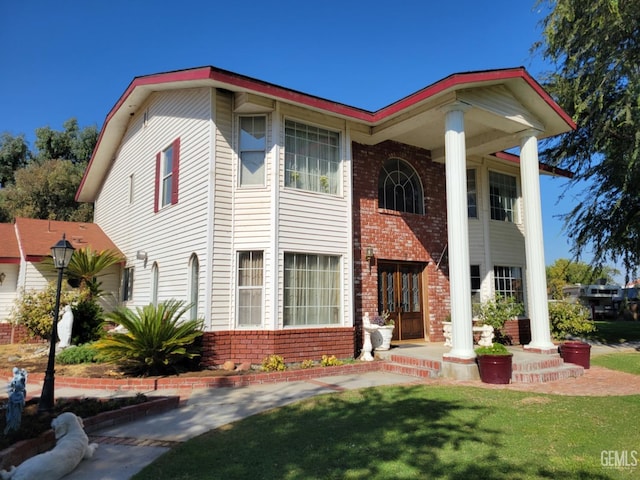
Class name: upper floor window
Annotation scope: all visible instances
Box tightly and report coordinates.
[284,120,340,194]
[154,138,180,212]
[378,158,424,214]
[489,171,517,222]
[467,169,477,218]
[237,251,263,326]
[239,116,266,186]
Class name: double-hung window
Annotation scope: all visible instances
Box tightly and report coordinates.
[154,138,180,212]
[239,116,266,186]
[489,171,517,222]
[237,251,264,326]
[284,120,340,194]
[283,253,341,326]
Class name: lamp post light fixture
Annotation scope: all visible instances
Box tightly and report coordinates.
[38,234,75,414]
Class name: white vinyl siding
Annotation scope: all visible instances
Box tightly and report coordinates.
[0,265,19,322]
[92,87,211,313]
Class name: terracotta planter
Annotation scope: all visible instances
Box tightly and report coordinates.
[559,341,591,369]
[476,353,513,384]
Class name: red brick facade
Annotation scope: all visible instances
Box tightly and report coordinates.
[201,328,355,366]
[0,323,43,345]
[352,140,451,345]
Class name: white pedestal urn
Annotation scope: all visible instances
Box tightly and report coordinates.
[372,325,395,351]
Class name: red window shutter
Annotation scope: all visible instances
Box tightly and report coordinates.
[154,152,160,213]
[171,137,180,205]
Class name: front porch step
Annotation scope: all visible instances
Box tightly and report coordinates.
[380,353,442,379]
[512,364,584,383]
[510,352,584,383]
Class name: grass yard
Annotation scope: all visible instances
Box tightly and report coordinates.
[586,321,640,344]
[592,353,640,375]
[133,385,640,480]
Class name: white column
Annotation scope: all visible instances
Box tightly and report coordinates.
[443,102,475,359]
[520,130,555,351]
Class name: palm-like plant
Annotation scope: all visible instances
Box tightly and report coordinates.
[64,248,123,296]
[95,300,204,376]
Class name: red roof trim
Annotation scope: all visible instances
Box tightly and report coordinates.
[79,65,576,199]
[0,258,20,264]
[493,151,574,179]
[25,255,46,262]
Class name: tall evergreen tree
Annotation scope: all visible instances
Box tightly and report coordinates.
[535,0,640,278]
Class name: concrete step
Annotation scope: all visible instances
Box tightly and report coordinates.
[512,353,564,372]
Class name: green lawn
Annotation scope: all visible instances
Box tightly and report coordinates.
[134,385,640,480]
[585,321,640,344]
[592,353,640,375]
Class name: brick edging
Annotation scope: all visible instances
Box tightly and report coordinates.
[0,396,179,471]
[1,361,385,393]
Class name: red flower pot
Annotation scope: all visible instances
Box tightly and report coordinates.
[477,354,513,384]
[559,341,591,369]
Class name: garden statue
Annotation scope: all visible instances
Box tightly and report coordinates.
[4,367,27,435]
[57,305,74,349]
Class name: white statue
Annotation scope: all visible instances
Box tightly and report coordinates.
[57,305,74,349]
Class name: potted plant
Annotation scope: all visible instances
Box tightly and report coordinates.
[475,343,513,384]
[370,311,395,350]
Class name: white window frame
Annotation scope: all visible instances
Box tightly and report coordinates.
[188,254,199,320]
[122,267,134,302]
[151,262,159,306]
[378,157,424,214]
[160,144,174,209]
[284,120,341,195]
[283,252,341,326]
[494,265,524,304]
[239,115,267,187]
[237,251,264,327]
[467,168,477,218]
[489,171,518,223]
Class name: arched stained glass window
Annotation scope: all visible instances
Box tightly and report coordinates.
[378,158,424,214]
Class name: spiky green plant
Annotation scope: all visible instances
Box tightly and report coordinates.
[95,300,204,376]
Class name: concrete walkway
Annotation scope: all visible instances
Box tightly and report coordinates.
[4,341,639,480]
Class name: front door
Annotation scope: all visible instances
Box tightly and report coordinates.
[378,262,425,340]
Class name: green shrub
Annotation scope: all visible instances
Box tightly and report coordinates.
[320,355,343,367]
[94,300,204,376]
[56,343,105,364]
[12,283,79,340]
[71,289,105,345]
[548,300,595,340]
[261,354,286,372]
[475,343,511,356]
[477,295,524,344]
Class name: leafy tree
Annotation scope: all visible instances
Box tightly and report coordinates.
[0,133,30,187]
[0,158,93,221]
[34,118,98,164]
[546,258,619,299]
[95,300,204,376]
[534,0,640,275]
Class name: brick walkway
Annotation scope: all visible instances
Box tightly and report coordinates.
[425,366,640,396]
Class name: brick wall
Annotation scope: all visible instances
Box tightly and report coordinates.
[352,140,450,344]
[503,318,532,345]
[0,323,43,345]
[201,327,355,366]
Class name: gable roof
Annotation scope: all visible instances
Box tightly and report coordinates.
[0,224,20,263]
[77,65,576,202]
[13,218,122,262]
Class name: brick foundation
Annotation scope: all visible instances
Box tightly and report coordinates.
[201,328,356,366]
[502,318,532,345]
[0,323,43,345]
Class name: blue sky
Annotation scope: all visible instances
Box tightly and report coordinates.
[0,0,597,274]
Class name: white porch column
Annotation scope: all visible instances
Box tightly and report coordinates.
[442,102,475,360]
[520,130,555,352]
